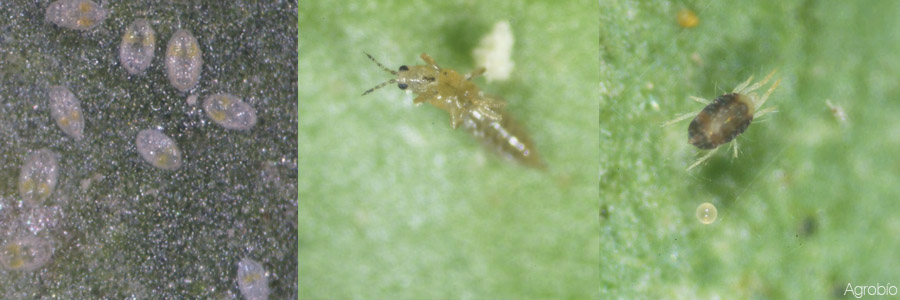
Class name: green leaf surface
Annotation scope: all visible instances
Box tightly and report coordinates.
[601,0,900,298]
[299,0,599,299]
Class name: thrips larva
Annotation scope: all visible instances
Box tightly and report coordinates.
[136,129,182,170]
[119,19,156,75]
[48,85,85,141]
[363,53,544,168]
[204,93,257,130]
[18,148,60,205]
[237,258,269,300]
[165,29,202,92]
[45,0,108,31]
[0,235,53,271]
[664,70,782,170]
[826,99,847,124]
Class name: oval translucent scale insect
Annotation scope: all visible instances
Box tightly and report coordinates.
[204,93,258,130]
[119,19,156,75]
[45,0,108,31]
[18,148,59,205]
[0,235,53,271]
[136,129,182,170]
[696,202,717,224]
[165,29,202,92]
[363,53,544,168]
[48,85,85,141]
[237,258,269,300]
[664,70,781,170]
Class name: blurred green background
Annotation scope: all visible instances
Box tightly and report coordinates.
[0,1,296,298]
[601,0,900,298]
[299,0,598,299]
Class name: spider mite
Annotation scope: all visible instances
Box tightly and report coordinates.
[362,53,544,168]
[663,70,782,170]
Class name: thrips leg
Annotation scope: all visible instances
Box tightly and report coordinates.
[467,67,486,80]
[420,53,440,70]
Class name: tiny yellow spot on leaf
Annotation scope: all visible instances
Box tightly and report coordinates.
[677,9,699,28]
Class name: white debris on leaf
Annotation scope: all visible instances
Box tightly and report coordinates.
[186,94,198,106]
[473,21,515,82]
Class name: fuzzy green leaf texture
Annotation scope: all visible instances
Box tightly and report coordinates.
[299,0,600,299]
[0,1,297,298]
[602,0,900,298]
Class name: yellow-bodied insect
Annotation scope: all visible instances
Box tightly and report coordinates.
[363,53,544,168]
[664,70,781,170]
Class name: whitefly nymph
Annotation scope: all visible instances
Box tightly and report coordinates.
[664,70,782,170]
[136,129,182,170]
[0,235,53,272]
[45,0,108,31]
[165,29,202,92]
[363,53,544,168]
[48,85,85,141]
[204,93,257,130]
[18,148,60,205]
[237,258,269,300]
[119,18,156,75]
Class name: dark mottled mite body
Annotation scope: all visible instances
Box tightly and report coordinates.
[688,93,754,149]
[664,70,781,170]
[363,53,543,168]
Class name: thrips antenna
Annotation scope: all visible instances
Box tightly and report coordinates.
[362,53,398,96]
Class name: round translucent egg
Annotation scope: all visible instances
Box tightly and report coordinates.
[696,202,718,225]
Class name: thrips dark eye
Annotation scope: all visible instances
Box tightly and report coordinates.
[399,65,409,71]
[398,83,408,90]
